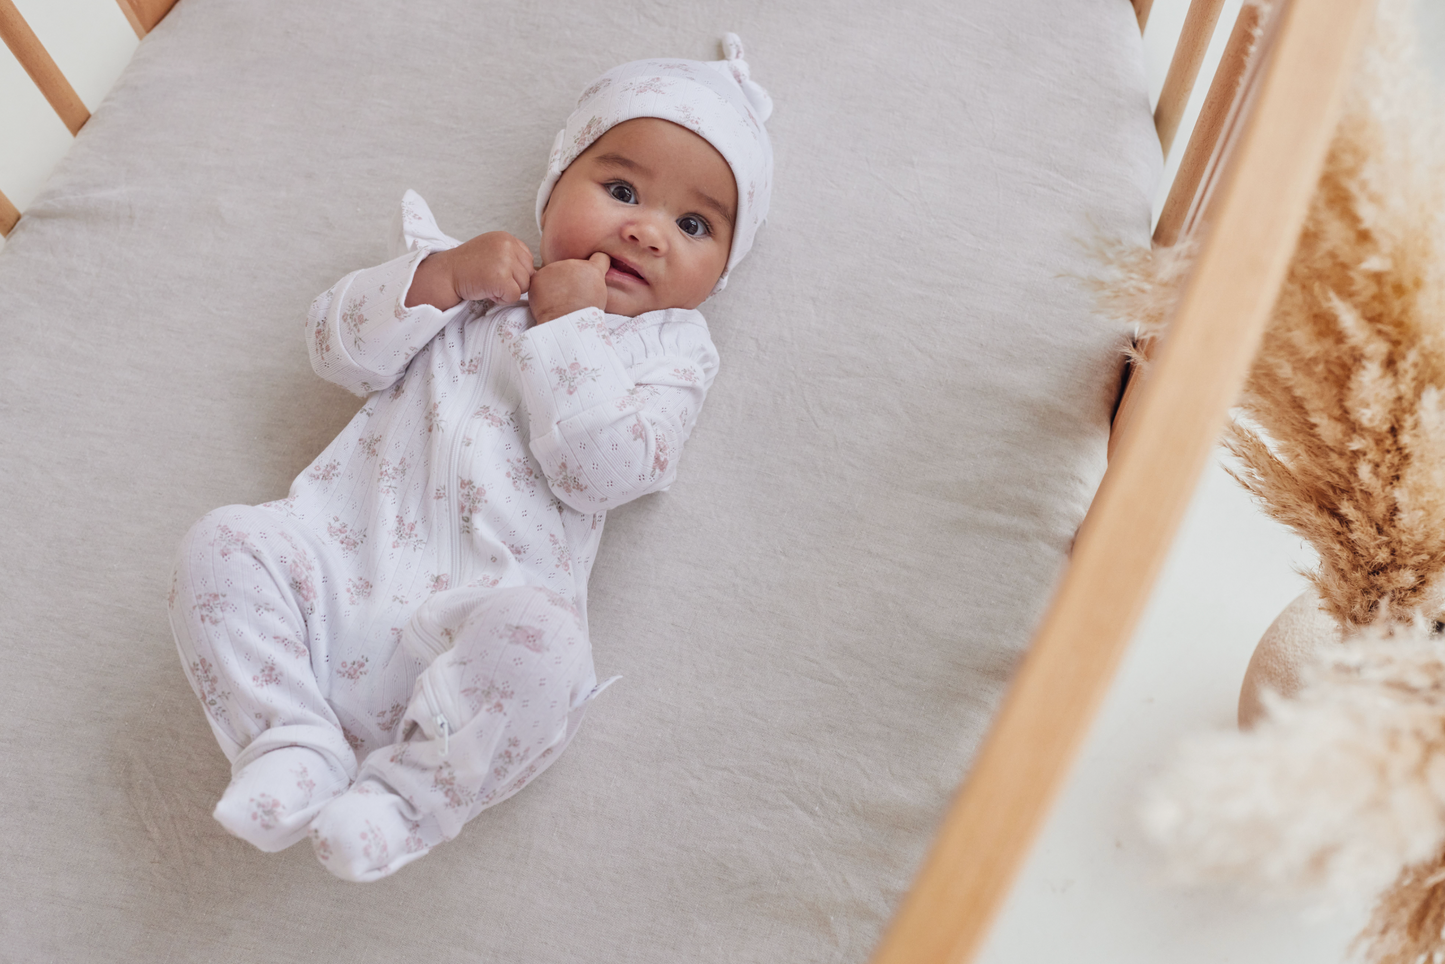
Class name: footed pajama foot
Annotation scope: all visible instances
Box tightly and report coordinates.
[307,778,444,882]
[213,745,350,852]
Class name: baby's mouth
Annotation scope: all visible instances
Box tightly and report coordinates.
[606,257,647,284]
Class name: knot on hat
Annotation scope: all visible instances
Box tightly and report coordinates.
[716,32,773,124]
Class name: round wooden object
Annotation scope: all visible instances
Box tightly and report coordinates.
[1238,590,1341,729]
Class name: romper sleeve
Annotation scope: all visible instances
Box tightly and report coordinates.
[305,190,469,396]
[511,306,719,512]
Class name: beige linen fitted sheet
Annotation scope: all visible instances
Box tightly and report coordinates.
[0,0,1157,960]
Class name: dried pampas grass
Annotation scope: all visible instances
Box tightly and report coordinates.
[1143,624,1445,902]
[1097,0,1445,955]
[1108,0,1445,630]
[1227,0,1445,631]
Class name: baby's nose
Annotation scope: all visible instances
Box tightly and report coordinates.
[625,216,667,252]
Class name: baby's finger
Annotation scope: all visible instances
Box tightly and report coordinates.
[511,261,533,296]
[493,274,522,302]
[587,252,611,275]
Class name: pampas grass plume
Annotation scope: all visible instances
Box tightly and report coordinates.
[1143,624,1445,902]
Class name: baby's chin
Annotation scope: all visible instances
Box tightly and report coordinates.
[603,288,660,317]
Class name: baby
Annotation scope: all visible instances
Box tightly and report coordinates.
[167,35,772,882]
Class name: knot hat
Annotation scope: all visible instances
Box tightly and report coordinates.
[536,33,774,294]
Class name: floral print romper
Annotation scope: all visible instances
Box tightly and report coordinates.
[168,192,718,880]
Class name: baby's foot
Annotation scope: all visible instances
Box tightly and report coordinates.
[307,778,443,882]
[213,745,349,852]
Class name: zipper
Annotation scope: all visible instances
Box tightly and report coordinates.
[443,304,497,585]
[417,662,464,756]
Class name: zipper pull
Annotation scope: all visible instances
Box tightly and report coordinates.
[436,714,450,757]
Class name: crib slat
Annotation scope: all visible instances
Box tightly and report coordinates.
[1133,0,1155,33]
[868,0,1371,961]
[115,0,181,37]
[1154,2,1263,247]
[0,187,19,237]
[1155,0,1229,158]
[0,0,89,136]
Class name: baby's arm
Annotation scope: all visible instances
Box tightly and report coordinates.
[512,308,718,512]
[406,231,536,311]
[306,251,465,396]
[307,192,514,396]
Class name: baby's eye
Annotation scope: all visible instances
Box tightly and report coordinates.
[606,182,636,204]
[677,215,710,239]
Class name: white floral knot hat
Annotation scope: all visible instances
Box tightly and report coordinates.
[535,33,774,294]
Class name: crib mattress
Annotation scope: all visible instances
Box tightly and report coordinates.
[0,0,1157,960]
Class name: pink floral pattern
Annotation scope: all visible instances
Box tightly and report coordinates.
[392,514,423,550]
[457,478,486,534]
[341,295,368,348]
[275,634,308,658]
[471,404,509,428]
[294,763,316,803]
[504,624,546,653]
[336,655,369,681]
[252,659,282,687]
[375,701,406,733]
[307,460,341,483]
[359,820,389,863]
[327,516,365,555]
[359,433,383,458]
[424,402,445,434]
[498,315,533,371]
[192,592,235,626]
[550,460,587,495]
[549,533,572,574]
[462,678,515,715]
[623,76,672,96]
[378,457,410,495]
[211,525,255,559]
[250,794,283,830]
[313,317,333,359]
[346,577,372,605]
[190,656,232,723]
[432,763,477,810]
[505,457,536,491]
[552,360,602,395]
[492,736,524,782]
[280,550,317,605]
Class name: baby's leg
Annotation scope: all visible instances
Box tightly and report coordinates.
[308,585,601,881]
[169,505,354,851]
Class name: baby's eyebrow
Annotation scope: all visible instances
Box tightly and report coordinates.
[594,153,651,177]
[692,190,735,229]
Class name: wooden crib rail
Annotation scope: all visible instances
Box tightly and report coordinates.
[117,0,179,37]
[868,0,1372,961]
[1154,0,1228,158]
[0,0,179,237]
[0,0,89,135]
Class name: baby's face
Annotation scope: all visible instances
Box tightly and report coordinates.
[540,118,737,315]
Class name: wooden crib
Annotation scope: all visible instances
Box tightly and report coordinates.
[0,0,1374,960]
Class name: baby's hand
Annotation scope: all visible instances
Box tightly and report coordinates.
[529,253,610,324]
[405,231,536,310]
